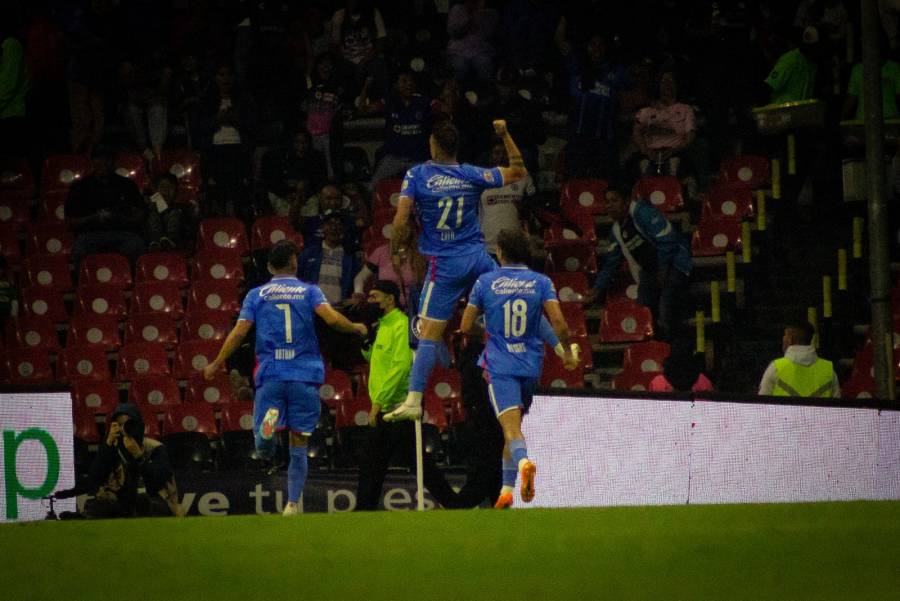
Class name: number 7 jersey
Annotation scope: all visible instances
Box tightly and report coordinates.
[467,265,559,378]
[401,161,504,257]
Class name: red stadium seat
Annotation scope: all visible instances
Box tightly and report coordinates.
[181,310,233,343]
[6,348,54,385]
[191,249,244,282]
[702,184,754,221]
[136,252,190,287]
[140,408,163,438]
[423,396,449,431]
[198,217,249,255]
[611,369,656,392]
[132,281,184,318]
[691,216,743,257]
[78,253,132,289]
[124,313,179,349]
[560,178,608,219]
[0,223,20,262]
[164,403,218,439]
[0,190,30,226]
[598,299,654,343]
[250,216,303,251]
[185,373,235,404]
[622,341,671,374]
[58,346,112,383]
[5,315,61,351]
[117,342,170,381]
[19,286,69,322]
[543,212,597,248]
[67,314,121,349]
[719,155,770,189]
[27,222,73,257]
[73,407,101,443]
[41,154,91,194]
[130,375,182,410]
[550,272,589,303]
[370,209,396,241]
[425,367,462,405]
[559,302,588,338]
[221,402,254,433]
[188,280,241,314]
[336,394,372,429]
[0,158,36,195]
[632,176,685,213]
[72,381,119,415]
[539,355,585,389]
[158,149,202,189]
[114,152,151,191]
[38,189,68,223]
[372,178,403,210]
[173,340,222,379]
[361,224,392,256]
[545,244,598,276]
[74,284,128,319]
[840,372,874,399]
[319,367,354,412]
[22,254,73,291]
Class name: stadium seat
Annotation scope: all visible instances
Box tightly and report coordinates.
[164,403,218,439]
[632,176,685,213]
[124,313,179,349]
[140,407,163,439]
[19,286,69,322]
[559,302,588,338]
[188,280,241,314]
[117,342,170,381]
[132,281,184,318]
[560,178,609,220]
[372,178,403,211]
[545,244,598,275]
[27,222,73,257]
[59,346,112,383]
[181,310,233,343]
[157,149,202,189]
[250,216,303,251]
[840,372,874,399]
[129,375,182,410]
[221,402,254,432]
[598,299,654,343]
[622,341,671,374]
[67,314,121,350]
[173,340,222,379]
[691,216,743,257]
[163,403,217,471]
[219,402,257,469]
[0,190,30,226]
[319,367,354,412]
[702,184,754,221]
[719,155,770,189]
[370,208,396,240]
[38,189,68,223]
[550,272,589,302]
[426,367,462,406]
[335,394,372,430]
[41,154,91,194]
[73,406,101,444]
[136,252,190,287]
[74,284,129,319]
[22,254,73,291]
[191,249,244,282]
[0,222,20,262]
[198,217,249,255]
[0,158,36,196]
[539,354,585,389]
[6,347,54,385]
[422,395,449,431]
[184,373,235,404]
[361,224,392,256]
[71,381,120,415]
[4,315,61,351]
[543,212,597,248]
[611,369,657,392]
[78,253,133,289]
[114,152,151,191]
[606,263,640,304]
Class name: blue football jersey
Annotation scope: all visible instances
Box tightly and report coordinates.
[401,161,504,257]
[239,276,328,385]
[467,265,559,378]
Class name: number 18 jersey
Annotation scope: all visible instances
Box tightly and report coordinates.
[401,161,504,257]
[239,275,328,386]
[467,265,559,378]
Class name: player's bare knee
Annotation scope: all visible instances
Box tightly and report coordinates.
[419,318,447,340]
[289,432,309,447]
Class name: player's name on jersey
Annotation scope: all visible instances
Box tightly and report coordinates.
[260,283,309,301]
[425,174,480,194]
[490,277,538,295]
[506,342,527,353]
[275,349,296,360]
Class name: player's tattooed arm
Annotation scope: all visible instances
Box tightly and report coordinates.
[392,195,413,241]
[203,319,254,380]
[315,303,368,337]
[493,119,528,185]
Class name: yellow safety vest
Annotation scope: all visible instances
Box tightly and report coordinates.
[772,357,835,397]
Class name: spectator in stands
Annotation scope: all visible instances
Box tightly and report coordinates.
[794,0,848,44]
[146,173,191,252]
[369,72,435,189]
[500,0,559,77]
[303,53,353,181]
[262,128,328,217]
[446,0,499,84]
[297,210,361,306]
[331,0,388,100]
[355,280,459,510]
[171,51,210,148]
[843,46,900,120]
[0,17,27,159]
[0,256,18,319]
[583,186,692,342]
[648,339,715,393]
[490,66,546,175]
[765,26,821,104]
[296,183,359,251]
[352,214,425,309]
[65,144,148,266]
[479,139,535,257]
[564,33,632,180]
[118,54,172,162]
[758,321,840,397]
[433,78,488,164]
[83,404,183,518]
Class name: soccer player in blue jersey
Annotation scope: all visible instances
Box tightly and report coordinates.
[202,240,367,515]
[460,230,578,508]
[385,119,530,422]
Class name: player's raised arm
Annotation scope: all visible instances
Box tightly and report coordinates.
[493,119,528,185]
[315,303,368,337]
[203,319,254,380]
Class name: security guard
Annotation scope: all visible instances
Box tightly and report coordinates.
[758,321,840,397]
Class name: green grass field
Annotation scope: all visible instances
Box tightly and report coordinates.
[2,501,899,600]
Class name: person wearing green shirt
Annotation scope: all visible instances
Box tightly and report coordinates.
[844,57,900,120]
[0,25,27,158]
[765,27,820,105]
[355,280,457,510]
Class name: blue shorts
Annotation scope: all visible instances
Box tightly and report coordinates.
[485,372,538,417]
[418,250,497,321]
[254,380,321,435]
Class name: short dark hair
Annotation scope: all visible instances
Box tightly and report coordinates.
[431,120,459,156]
[785,320,815,345]
[268,240,299,270]
[371,280,401,306]
[497,229,531,265]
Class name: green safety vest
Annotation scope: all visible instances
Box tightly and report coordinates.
[772,357,835,398]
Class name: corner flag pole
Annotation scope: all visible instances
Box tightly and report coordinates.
[414,419,425,511]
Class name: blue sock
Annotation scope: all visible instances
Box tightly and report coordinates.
[255,433,276,461]
[509,439,528,467]
[539,316,559,348]
[409,339,438,394]
[502,457,517,487]
[287,446,308,503]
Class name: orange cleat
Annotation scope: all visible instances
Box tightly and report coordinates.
[519,460,536,503]
[494,491,513,509]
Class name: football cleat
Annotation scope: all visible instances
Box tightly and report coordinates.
[282,501,299,516]
[493,492,513,509]
[260,408,280,440]
[519,460,537,503]
[383,398,422,422]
